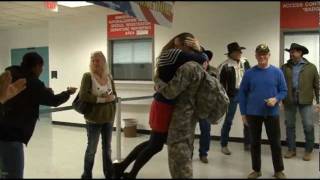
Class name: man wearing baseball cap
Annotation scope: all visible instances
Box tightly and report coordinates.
[281,43,319,161]
[239,44,287,179]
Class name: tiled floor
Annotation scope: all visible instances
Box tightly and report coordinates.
[23,118,319,179]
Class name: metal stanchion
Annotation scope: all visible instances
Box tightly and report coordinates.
[114,97,122,163]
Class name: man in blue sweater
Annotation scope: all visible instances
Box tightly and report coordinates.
[239,44,287,179]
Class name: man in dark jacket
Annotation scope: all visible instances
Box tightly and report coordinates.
[0,52,77,179]
[218,42,251,155]
[281,43,319,161]
[197,50,219,164]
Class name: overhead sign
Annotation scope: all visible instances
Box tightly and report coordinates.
[107,13,154,39]
[90,1,174,27]
[280,1,320,29]
[44,1,58,12]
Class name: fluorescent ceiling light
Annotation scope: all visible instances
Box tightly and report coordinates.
[57,1,93,8]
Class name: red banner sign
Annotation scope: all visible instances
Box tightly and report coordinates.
[280,1,320,29]
[44,1,58,11]
[107,13,154,39]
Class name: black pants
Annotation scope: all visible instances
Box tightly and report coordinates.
[247,115,284,173]
[118,131,167,177]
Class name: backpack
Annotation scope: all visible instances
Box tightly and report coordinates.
[195,71,229,124]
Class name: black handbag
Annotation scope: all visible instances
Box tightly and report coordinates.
[72,73,92,115]
[72,93,92,115]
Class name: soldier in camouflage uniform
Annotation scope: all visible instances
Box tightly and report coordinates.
[155,61,205,178]
[156,60,229,179]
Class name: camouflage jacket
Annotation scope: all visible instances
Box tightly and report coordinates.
[207,65,219,78]
[155,62,229,143]
[155,61,205,144]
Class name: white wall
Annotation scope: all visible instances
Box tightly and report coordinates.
[155,2,281,68]
[0,26,49,70]
[0,2,318,143]
[0,31,9,71]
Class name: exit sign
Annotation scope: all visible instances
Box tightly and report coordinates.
[45,1,58,12]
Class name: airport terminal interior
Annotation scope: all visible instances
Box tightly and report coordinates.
[0,1,319,179]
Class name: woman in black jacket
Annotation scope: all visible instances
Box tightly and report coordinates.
[0,52,77,179]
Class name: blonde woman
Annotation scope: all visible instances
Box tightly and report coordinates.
[80,51,117,179]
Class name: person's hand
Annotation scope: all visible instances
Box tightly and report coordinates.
[105,94,115,102]
[279,101,284,111]
[67,87,77,95]
[46,87,54,94]
[0,71,26,104]
[184,37,201,52]
[101,93,108,98]
[242,115,249,126]
[315,104,320,112]
[154,84,160,92]
[265,97,278,107]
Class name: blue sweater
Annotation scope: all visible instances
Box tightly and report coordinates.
[239,65,287,116]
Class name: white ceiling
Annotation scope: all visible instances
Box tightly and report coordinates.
[0,1,111,30]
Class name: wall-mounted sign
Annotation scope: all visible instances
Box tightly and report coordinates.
[107,13,154,39]
[280,1,320,29]
[91,1,174,27]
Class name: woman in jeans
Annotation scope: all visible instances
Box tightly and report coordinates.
[0,52,76,179]
[80,51,117,179]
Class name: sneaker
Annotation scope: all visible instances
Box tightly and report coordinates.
[273,171,286,179]
[244,144,251,151]
[247,171,262,179]
[284,150,296,159]
[221,146,231,155]
[302,152,312,161]
[200,156,209,164]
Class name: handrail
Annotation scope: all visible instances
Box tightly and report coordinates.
[40,95,153,162]
[39,96,153,114]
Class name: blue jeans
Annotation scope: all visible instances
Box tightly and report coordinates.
[82,122,113,178]
[198,119,211,157]
[220,96,251,147]
[0,140,24,179]
[284,104,314,152]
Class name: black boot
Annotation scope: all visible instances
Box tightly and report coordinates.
[81,172,92,179]
[112,163,125,178]
[123,172,135,179]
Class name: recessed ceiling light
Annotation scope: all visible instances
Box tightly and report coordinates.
[57,1,93,8]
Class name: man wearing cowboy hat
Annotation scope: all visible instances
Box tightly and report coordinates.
[217,42,251,155]
[281,43,320,161]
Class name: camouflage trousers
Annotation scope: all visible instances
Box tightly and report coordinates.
[167,138,194,178]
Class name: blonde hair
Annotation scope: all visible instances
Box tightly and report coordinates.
[89,51,111,78]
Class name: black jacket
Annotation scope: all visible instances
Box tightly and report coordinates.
[218,59,250,98]
[0,66,71,145]
[0,103,4,122]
